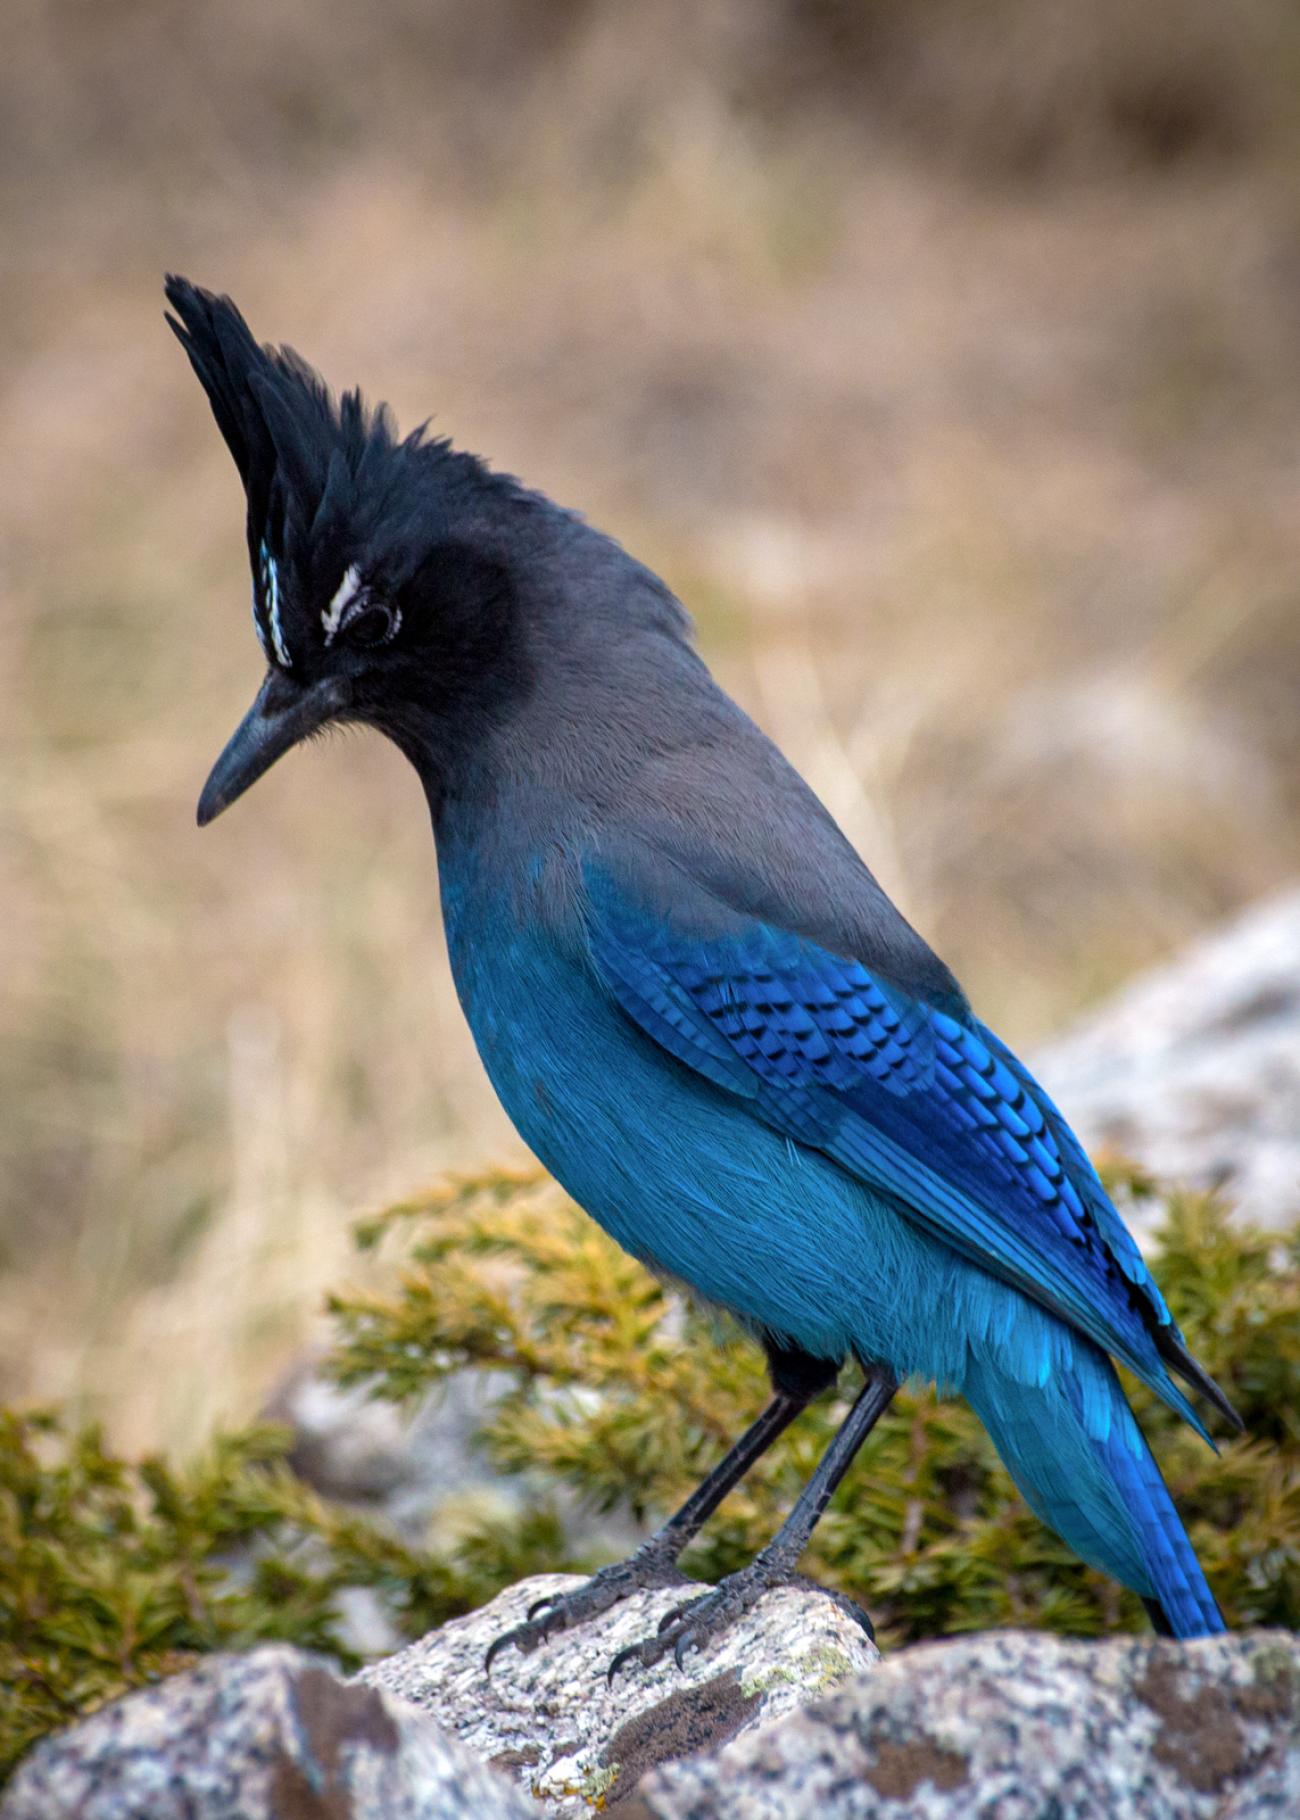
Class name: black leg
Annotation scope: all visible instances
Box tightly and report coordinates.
[608,1364,898,1678]
[484,1384,825,1671]
[640,1388,814,1553]
[756,1366,898,1575]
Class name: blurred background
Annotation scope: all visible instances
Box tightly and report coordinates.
[2,0,1298,1456]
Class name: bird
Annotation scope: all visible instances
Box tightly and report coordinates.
[166,274,1241,1672]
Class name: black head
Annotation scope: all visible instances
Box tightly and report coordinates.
[165,277,527,823]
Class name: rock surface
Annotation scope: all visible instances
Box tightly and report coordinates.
[1035,886,1300,1229]
[360,1571,880,1815]
[263,1347,642,1551]
[0,1644,532,1820]
[631,1629,1300,1819]
[6,1596,1295,1818]
[263,1348,515,1532]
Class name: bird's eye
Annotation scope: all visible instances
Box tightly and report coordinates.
[344,603,397,648]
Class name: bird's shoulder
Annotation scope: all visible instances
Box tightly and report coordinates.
[594,713,963,1011]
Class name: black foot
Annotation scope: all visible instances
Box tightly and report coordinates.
[607,1557,871,1681]
[484,1544,689,1672]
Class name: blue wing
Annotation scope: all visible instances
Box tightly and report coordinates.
[584,852,1234,1442]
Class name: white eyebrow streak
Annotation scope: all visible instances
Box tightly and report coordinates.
[322,564,361,646]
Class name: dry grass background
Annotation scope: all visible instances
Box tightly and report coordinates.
[2,0,1299,1453]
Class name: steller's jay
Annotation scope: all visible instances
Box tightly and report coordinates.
[168,276,1241,1673]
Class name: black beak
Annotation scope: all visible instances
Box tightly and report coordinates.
[197,670,351,826]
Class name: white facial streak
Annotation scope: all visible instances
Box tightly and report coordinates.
[322,564,361,646]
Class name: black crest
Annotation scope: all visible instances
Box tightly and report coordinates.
[165,276,467,665]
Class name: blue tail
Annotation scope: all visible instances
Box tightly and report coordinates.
[965,1340,1224,1638]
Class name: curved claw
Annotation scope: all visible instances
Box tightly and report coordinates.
[526,1592,559,1622]
[606,1639,646,1686]
[484,1608,566,1672]
[483,1630,520,1676]
[602,1565,839,1685]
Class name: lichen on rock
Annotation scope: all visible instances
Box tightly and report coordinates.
[633,1628,1300,1819]
[359,1571,880,1815]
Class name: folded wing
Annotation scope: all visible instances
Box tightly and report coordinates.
[585,848,1238,1442]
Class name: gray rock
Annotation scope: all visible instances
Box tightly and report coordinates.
[633,1628,1300,1819]
[6,1596,1294,1819]
[264,1348,643,1555]
[0,1644,532,1820]
[1035,886,1300,1229]
[263,1347,513,1533]
[360,1570,880,1815]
